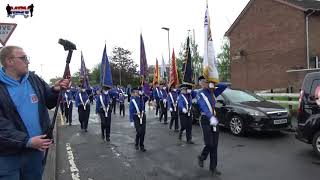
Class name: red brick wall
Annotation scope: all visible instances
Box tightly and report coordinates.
[228,0,307,91]
[309,15,320,61]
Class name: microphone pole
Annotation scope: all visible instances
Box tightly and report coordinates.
[43,39,76,166]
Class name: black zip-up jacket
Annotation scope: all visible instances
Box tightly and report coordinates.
[0,72,59,156]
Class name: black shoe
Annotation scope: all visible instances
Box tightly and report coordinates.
[187,140,195,144]
[210,169,222,176]
[140,147,146,152]
[106,138,110,142]
[85,129,88,132]
[164,122,168,124]
[178,133,182,140]
[198,156,204,168]
[174,129,179,132]
[135,145,139,150]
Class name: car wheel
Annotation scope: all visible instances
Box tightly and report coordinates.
[312,131,320,157]
[229,115,245,136]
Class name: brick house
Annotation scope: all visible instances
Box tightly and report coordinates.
[225,0,320,92]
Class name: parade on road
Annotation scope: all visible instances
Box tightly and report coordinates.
[1,1,320,180]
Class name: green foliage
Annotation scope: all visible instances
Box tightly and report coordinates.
[217,38,231,82]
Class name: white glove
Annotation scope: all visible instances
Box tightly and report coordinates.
[182,108,187,114]
[169,108,173,112]
[210,116,218,126]
[130,122,134,128]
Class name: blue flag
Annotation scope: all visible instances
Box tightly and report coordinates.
[80,51,90,89]
[101,44,113,88]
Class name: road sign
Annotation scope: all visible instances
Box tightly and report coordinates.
[0,23,17,46]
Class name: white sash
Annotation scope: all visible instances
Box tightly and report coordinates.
[99,95,109,117]
[200,92,213,114]
[156,88,160,97]
[169,92,177,111]
[132,99,143,125]
[79,93,89,110]
[65,93,71,109]
[182,94,190,116]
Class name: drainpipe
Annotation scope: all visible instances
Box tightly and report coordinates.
[306,10,315,69]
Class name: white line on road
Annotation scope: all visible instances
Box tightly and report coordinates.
[60,112,65,126]
[66,143,80,180]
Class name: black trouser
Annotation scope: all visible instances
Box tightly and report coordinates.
[89,96,94,104]
[64,101,73,125]
[78,104,90,130]
[99,109,112,139]
[112,98,117,114]
[128,94,131,103]
[60,102,65,115]
[170,109,179,130]
[179,112,192,141]
[155,99,160,116]
[134,114,146,148]
[159,100,167,123]
[199,115,219,171]
[119,103,125,116]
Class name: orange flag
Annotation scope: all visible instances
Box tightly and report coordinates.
[153,59,159,85]
[169,49,179,88]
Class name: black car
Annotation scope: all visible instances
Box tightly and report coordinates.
[193,88,290,136]
[296,72,320,157]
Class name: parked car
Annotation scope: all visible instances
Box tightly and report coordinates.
[295,72,320,157]
[193,88,290,136]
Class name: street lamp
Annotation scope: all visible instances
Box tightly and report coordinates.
[161,27,170,82]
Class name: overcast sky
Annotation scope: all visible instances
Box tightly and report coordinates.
[0,0,250,82]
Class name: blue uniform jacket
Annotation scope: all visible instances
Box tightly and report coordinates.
[159,88,168,100]
[63,91,74,104]
[167,91,178,110]
[129,95,148,122]
[152,87,160,101]
[119,93,125,103]
[196,83,227,120]
[75,91,89,107]
[178,93,192,112]
[110,88,119,100]
[96,92,111,113]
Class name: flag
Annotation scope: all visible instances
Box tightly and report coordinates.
[101,44,113,88]
[153,59,159,85]
[160,55,167,81]
[182,37,193,85]
[203,5,219,83]
[80,51,90,89]
[140,34,150,96]
[169,48,179,88]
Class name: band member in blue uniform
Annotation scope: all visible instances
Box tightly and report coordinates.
[129,87,148,152]
[152,82,161,117]
[168,84,179,131]
[110,86,119,115]
[64,89,74,126]
[178,84,194,144]
[197,76,227,175]
[159,81,168,124]
[119,92,125,117]
[96,86,112,141]
[75,84,90,132]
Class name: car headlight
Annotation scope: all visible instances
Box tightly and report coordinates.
[245,109,265,117]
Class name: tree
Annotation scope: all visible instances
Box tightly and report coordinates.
[110,47,139,86]
[217,38,231,82]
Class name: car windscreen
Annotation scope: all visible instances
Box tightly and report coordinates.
[223,89,264,103]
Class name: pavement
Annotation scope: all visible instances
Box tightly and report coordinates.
[53,103,320,180]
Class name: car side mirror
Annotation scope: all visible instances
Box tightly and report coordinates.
[217,99,226,106]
